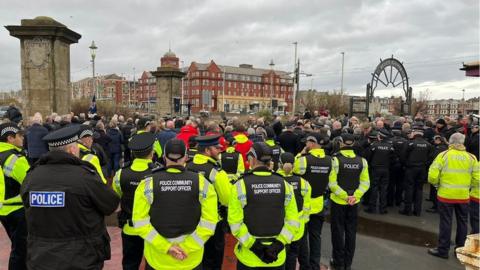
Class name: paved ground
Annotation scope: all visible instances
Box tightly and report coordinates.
[0,187,468,270]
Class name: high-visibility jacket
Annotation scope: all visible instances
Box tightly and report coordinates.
[131,167,218,270]
[277,169,311,241]
[134,130,162,159]
[113,158,153,235]
[228,168,300,267]
[0,142,30,216]
[219,146,245,182]
[428,145,479,204]
[293,148,334,214]
[329,149,370,205]
[187,153,232,206]
[78,143,107,184]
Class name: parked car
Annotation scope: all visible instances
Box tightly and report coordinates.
[0,106,9,119]
[230,110,241,114]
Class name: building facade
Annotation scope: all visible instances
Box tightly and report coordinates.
[183,61,294,113]
[426,98,479,118]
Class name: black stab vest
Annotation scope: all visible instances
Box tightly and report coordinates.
[119,166,153,218]
[244,171,285,237]
[221,151,240,174]
[149,169,201,238]
[302,154,332,198]
[269,144,282,171]
[186,159,217,184]
[284,174,303,212]
[0,150,21,201]
[336,155,363,195]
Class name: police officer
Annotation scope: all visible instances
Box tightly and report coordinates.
[131,139,218,269]
[387,128,408,207]
[0,123,29,270]
[113,132,157,270]
[219,137,245,183]
[20,125,119,270]
[278,152,311,270]
[365,129,394,214]
[133,117,163,161]
[187,135,199,162]
[293,132,334,270]
[399,126,433,216]
[427,133,479,259]
[328,133,370,270]
[265,126,284,171]
[187,134,232,270]
[78,125,107,184]
[228,142,300,269]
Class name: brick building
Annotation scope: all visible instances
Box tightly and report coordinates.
[426,98,479,118]
[183,61,294,113]
[137,71,157,111]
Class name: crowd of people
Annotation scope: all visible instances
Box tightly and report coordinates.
[0,106,478,270]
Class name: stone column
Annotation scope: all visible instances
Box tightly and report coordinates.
[151,68,185,116]
[5,16,81,117]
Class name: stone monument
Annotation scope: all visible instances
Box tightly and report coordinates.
[5,16,81,117]
[151,50,185,116]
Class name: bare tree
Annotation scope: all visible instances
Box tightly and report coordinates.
[412,89,431,118]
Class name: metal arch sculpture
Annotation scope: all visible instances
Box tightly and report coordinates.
[366,56,413,115]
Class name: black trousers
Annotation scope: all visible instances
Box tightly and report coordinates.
[387,164,404,206]
[437,201,468,255]
[368,167,389,212]
[202,219,226,270]
[307,214,324,270]
[470,200,479,234]
[403,166,426,214]
[330,201,358,268]
[285,231,310,270]
[121,232,144,270]
[428,184,438,209]
[0,208,27,270]
[237,261,285,270]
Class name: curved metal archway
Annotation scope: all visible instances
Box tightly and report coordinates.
[366,56,412,115]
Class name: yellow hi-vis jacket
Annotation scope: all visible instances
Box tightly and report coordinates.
[428,145,479,204]
[131,167,219,270]
[0,142,30,216]
[277,169,311,242]
[219,146,245,182]
[293,148,335,214]
[228,170,300,268]
[78,143,107,184]
[191,153,232,206]
[329,149,370,205]
[113,158,152,235]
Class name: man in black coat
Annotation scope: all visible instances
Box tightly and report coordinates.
[466,124,479,160]
[20,125,119,270]
[278,121,300,155]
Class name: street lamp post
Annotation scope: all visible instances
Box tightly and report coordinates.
[270,59,275,113]
[222,66,226,112]
[292,42,298,114]
[89,41,98,98]
[340,52,345,93]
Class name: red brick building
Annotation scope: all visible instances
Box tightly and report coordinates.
[137,71,157,110]
[183,61,294,113]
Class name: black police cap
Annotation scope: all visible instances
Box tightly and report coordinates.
[164,139,186,161]
[378,128,390,138]
[78,125,94,139]
[128,132,155,154]
[248,142,273,162]
[0,122,21,140]
[280,152,295,164]
[137,118,151,129]
[43,125,81,147]
[196,134,222,147]
[305,132,328,145]
[340,133,356,146]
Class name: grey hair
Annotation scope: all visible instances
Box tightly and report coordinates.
[449,133,465,145]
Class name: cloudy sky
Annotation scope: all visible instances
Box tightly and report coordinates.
[1,0,478,100]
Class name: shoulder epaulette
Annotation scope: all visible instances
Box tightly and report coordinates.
[151,165,166,173]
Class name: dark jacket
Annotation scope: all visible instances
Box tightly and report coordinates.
[278,130,300,155]
[20,150,119,270]
[466,130,479,160]
[5,106,22,123]
[106,128,123,154]
[25,123,49,159]
[94,129,112,157]
[157,129,177,150]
